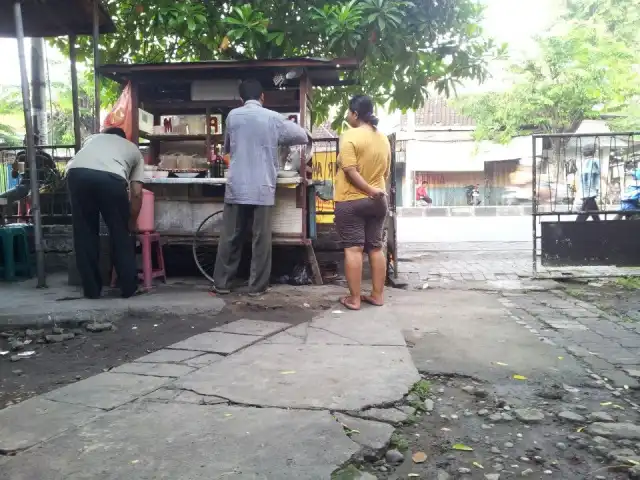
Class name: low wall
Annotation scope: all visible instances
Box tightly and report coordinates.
[397,205,535,217]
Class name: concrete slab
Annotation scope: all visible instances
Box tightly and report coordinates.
[167,332,261,354]
[211,319,290,336]
[44,373,169,410]
[178,343,420,410]
[385,289,587,385]
[133,349,204,364]
[263,323,308,344]
[110,362,196,378]
[182,353,224,367]
[334,412,394,452]
[308,309,407,346]
[0,273,225,327]
[0,398,102,452]
[1,403,360,480]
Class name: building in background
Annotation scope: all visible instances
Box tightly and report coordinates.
[391,98,527,207]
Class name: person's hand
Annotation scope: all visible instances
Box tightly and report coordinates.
[368,187,386,199]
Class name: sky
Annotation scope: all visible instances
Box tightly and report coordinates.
[0,0,563,89]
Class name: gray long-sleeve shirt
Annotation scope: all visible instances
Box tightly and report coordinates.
[224,100,309,206]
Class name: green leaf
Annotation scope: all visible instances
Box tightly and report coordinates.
[452,444,474,451]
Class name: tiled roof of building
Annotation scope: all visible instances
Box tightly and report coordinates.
[402,97,475,128]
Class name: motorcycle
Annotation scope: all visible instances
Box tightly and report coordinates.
[465,185,481,206]
[614,184,640,219]
[613,169,640,219]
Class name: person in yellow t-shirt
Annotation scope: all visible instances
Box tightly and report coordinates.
[334,95,391,310]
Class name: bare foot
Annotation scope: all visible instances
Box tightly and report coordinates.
[361,295,384,306]
[340,296,361,310]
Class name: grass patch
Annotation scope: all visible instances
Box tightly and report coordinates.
[616,276,640,290]
[331,464,364,480]
[410,379,431,400]
[390,432,409,452]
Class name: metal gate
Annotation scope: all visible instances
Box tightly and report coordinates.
[532,132,640,277]
[387,133,398,279]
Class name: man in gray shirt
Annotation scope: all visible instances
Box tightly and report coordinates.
[213,79,309,295]
[66,127,144,298]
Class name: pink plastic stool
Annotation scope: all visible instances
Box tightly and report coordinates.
[111,232,166,290]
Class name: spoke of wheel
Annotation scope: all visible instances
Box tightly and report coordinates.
[192,210,224,283]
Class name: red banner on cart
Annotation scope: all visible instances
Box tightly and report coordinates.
[103,82,133,140]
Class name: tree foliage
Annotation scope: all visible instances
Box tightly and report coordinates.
[0,88,23,146]
[455,20,639,142]
[51,0,501,127]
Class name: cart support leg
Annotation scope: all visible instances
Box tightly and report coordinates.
[305,242,323,285]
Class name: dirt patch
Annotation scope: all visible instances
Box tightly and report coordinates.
[0,286,332,409]
[359,375,638,479]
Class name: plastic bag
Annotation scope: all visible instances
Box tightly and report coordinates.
[103,82,133,140]
[290,264,312,286]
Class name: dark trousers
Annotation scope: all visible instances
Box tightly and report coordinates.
[67,168,137,298]
[577,197,601,222]
[213,203,273,292]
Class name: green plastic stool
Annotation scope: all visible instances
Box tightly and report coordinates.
[0,224,33,281]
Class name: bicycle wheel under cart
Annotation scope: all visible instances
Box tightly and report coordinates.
[192,210,225,284]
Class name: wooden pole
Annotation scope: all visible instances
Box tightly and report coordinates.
[69,35,82,152]
[14,0,46,287]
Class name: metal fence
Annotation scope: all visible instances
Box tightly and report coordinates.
[532,132,640,277]
[0,144,75,223]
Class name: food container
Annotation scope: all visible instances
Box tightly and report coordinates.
[158,154,178,169]
[153,171,169,178]
[176,155,194,170]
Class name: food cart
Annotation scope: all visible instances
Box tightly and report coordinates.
[97,58,359,285]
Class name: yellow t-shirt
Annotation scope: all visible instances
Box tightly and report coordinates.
[334,126,391,202]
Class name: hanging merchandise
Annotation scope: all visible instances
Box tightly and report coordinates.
[103,82,133,140]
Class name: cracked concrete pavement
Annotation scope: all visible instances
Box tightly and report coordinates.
[0,290,423,479]
[3,277,640,478]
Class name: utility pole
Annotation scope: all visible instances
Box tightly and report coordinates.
[30,37,48,145]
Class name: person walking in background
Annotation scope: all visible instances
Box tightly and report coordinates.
[334,95,390,310]
[213,79,309,296]
[416,180,432,207]
[576,143,601,221]
[66,127,144,299]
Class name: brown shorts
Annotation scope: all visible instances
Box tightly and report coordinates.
[334,197,388,251]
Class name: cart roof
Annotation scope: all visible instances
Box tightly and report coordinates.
[0,0,114,38]
[97,57,360,87]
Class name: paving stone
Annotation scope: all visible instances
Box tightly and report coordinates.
[134,349,204,364]
[600,370,640,389]
[182,354,224,368]
[514,408,545,423]
[110,362,196,378]
[588,422,640,440]
[626,369,640,378]
[167,332,262,354]
[557,411,586,423]
[589,412,615,423]
[0,403,359,479]
[45,372,168,410]
[177,343,419,410]
[0,397,102,452]
[211,319,290,336]
[334,412,394,452]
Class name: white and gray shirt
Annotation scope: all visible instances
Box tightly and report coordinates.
[224,100,308,206]
[67,133,144,183]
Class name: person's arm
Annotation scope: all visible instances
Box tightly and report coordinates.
[277,117,309,146]
[128,151,145,231]
[340,135,383,198]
